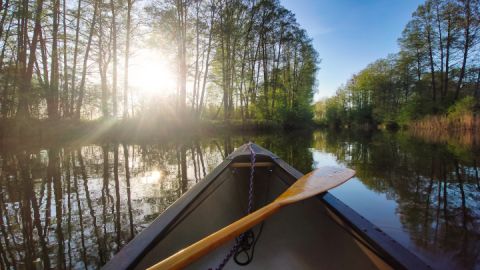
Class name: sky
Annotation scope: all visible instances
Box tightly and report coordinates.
[281,0,424,101]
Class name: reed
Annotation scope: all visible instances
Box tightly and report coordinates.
[407,113,479,147]
[409,113,479,132]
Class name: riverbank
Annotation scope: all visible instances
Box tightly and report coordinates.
[407,113,479,131]
[403,113,479,147]
[0,117,310,147]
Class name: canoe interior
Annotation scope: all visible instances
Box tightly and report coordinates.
[134,155,380,269]
[103,144,430,270]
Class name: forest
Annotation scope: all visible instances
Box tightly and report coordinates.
[0,0,318,130]
[316,0,480,131]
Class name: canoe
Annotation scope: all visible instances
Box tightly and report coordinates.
[103,143,430,270]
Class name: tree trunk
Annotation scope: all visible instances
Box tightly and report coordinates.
[0,0,10,48]
[176,0,187,116]
[454,0,471,101]
[123,0,132,119]
[110,0,118,117]
[74,0,99,119]
[98,8,109,118]
[443,14,452,100]
[70,0,82,116]
[198,2,215,117]
[62,0,68,117]
[435,2,444,100]
[48,0,60,120]
[238,1,256,123]
[415,48,421,81]
[426,26,437,102]
[262,36,269,117]
[16,0,44,119]
[192,1,200,112]
[271,27,283,117]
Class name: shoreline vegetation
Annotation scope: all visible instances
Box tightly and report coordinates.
[314,0,480,135]
[0,117,305,146]
[0,0,318,137]
[1,113,477,151]
[408,112,479,132]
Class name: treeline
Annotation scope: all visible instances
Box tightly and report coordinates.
[316,0,479,129]
[0,0,318,127]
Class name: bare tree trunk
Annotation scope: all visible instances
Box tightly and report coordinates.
[38,30,50,87]
[110,0,118,117]
[62,0,68,116]
[455,0,472,101]
[176,0,187,116]
[16,0,44,119]
[70,0,82,116]
[123,0,133,119]
[98,8,110,118]
[237,1,256,123]
[0,12,13,71]
[435,2,444,100]
[0,0,10,48]
[198,2,215,117]
[426,26,437,102]
[415,48,421,81]
[75,0,99,120]
[261,30,269,118]
[192,0,200,111]
[219,5,228,121]
[271,26,283,116]
[48,0,60,119]
[443,14,452,99]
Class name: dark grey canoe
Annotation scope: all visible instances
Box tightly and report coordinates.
[103,143,430,270]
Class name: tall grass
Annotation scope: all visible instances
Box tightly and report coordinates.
[408,113,479,147]
[409,113,479,132]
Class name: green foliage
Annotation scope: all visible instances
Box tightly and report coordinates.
[315,0,480,130]
[279,106,314,128]
[447,96,475,119]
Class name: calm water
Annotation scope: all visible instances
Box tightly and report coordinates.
[0,130,478,269]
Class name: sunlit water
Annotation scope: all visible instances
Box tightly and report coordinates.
[0,130,478,269]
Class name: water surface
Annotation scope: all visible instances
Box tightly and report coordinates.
[0,130,478,269]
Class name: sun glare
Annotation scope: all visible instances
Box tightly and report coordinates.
[129,49,177,97]
[142,170,164,185]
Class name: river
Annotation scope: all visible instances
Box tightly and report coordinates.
[0,129,478,269]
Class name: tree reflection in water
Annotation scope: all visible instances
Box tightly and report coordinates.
[0,140,230,269]
[312,131,480,270]
[0,131,477,269]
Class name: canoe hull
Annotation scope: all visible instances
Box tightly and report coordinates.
[103,144,430,270]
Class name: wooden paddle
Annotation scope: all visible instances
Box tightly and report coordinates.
[147,166,355,270]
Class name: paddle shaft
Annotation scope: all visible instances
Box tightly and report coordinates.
[147,202,281,270]
[147,166,355,270]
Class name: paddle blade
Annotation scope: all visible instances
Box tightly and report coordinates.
[275,166,355,205]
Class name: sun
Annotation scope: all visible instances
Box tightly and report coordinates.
[128,49,176,97]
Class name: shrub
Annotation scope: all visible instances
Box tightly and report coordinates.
[447,96,475,119]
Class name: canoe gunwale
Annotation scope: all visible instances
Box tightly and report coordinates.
[102,145,276,270]
[321,193,431,270]
[102,158,232,270]
[103,143,430,270]
[272,157,431,269]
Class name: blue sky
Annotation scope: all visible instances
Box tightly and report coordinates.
[281,0,424,101]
